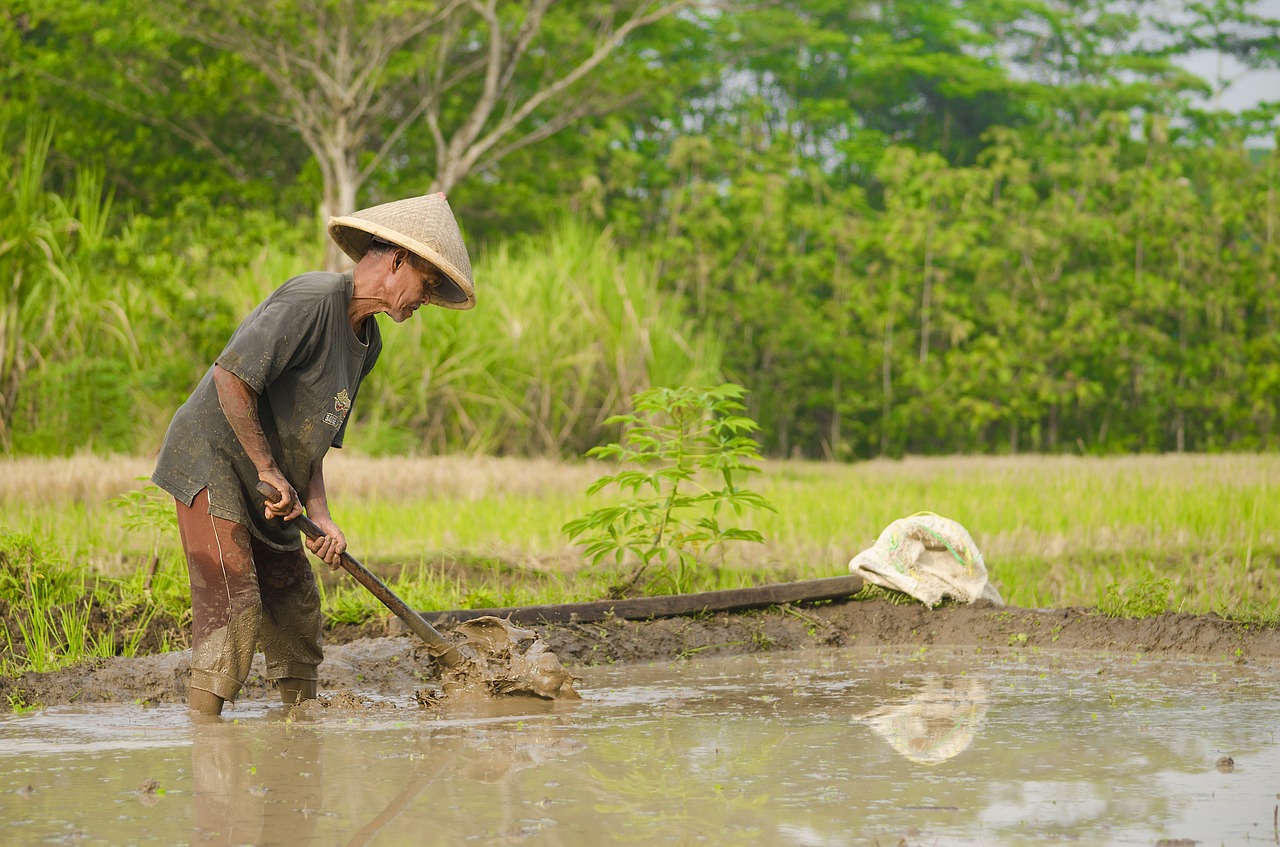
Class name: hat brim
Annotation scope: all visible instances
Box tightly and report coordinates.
[327,218,476,310]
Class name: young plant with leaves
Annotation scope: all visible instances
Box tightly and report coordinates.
[109,481,179,594]
[563,384,776,595]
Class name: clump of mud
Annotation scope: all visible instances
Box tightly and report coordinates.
[290,689,403,717]
[282,617,578,716]
[444,616,579,700]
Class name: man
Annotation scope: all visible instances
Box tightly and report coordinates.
[152,193,475,716]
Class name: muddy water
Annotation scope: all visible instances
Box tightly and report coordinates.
[1,647,1277,846]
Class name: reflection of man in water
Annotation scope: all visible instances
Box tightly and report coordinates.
[191,723,324,846]
[853,676,990,765]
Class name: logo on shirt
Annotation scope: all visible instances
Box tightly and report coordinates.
[325,389,352,428]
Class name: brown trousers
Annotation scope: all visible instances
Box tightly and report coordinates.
[175,488,323,701]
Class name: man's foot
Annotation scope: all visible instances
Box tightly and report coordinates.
[278,678,317,705]
[188,688,225,716]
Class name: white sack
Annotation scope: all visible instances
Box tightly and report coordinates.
[849,512,1003,607]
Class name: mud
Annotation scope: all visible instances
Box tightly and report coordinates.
[3,598,1277,710]
[445,616,579,700]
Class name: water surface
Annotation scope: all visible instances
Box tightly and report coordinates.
[1,646,1276,845]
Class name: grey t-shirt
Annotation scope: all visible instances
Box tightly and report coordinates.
[152,271,381,550]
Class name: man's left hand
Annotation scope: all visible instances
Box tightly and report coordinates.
[304,515,347,569]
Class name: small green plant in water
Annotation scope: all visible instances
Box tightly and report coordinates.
[1100,574,1175,619]
[563,384,776,596]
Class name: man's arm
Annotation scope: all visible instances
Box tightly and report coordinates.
[212,364,303,521]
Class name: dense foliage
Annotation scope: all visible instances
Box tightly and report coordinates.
[1,0,1278,457]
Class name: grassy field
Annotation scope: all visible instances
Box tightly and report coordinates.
[1,452,1277,676]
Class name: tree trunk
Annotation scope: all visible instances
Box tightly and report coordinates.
[318,137,361,272]
[881,272,897,457]
[919,204,935,366]
[1176,244,1188,452]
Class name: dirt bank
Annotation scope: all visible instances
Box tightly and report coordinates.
[4,598,1277,710]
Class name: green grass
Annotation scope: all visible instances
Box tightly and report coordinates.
[0,532,109,674]
[0,452,1277,676]
[1098,574,1177,620]
[746,455,1280,618]
[0,528,193,676]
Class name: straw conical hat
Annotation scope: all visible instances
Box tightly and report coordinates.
[328,192,475,310]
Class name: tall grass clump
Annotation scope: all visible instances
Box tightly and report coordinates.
[0,531,109,673]
[0,514,190,675]
[1099,574,1176,619]
[1,118,321,458]
[359,217,723,456]
[0,121,114,453]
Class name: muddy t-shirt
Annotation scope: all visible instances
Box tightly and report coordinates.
[152,271,381,550]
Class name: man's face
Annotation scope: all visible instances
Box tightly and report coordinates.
[386,251,441,322]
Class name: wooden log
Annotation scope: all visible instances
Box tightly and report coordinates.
[417,574,865,627]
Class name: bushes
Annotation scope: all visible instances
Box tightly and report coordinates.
[356,218,722,457]
[6,117,1280,459]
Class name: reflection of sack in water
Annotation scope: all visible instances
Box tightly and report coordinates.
[849,512,1004,607]
[852,676,989,765]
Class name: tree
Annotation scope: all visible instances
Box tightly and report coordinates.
[1154,0,1280,109]
[149,0,710,268]
[4,1,300,215]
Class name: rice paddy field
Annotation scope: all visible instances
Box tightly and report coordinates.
[1,452,1276,621]
[5,453,1276,842]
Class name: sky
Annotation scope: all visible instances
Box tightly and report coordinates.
[1171,0,1280,113]
[1179,49,1280,112]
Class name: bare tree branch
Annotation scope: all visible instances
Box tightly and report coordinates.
[435,0,698,188]
[79,0,709,267]
[498,0,554,94]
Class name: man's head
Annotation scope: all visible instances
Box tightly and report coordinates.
[360,238,454,322]
[327,193,475,310]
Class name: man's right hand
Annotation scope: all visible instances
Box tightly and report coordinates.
[258,470,303,521]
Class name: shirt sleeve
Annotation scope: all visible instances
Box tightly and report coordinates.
[215,300,316,394]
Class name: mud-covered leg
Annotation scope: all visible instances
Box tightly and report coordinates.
[277,677,317,705]
[189,688,226,716]
[255,538,325,702]
[175,488,264,713]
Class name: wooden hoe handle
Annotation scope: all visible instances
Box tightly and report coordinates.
[255,481,471,669]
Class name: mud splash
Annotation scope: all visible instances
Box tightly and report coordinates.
[444,616,579,700]
[289,616,579,716]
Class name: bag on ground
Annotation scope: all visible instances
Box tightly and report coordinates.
[849,512,1003,607]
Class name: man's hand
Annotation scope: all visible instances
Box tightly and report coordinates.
[303,515,347,569]
[258,470,303,521]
